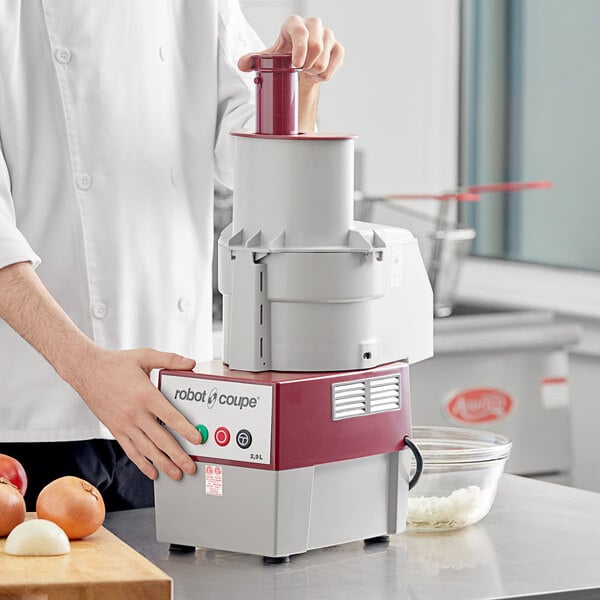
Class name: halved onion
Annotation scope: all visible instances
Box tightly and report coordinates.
[36,476,105,540]
[5,519,70,556]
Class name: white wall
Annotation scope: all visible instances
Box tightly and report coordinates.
[240,0,302,43]
[241,0,460,197]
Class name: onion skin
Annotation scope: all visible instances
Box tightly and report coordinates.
[0,454,27,496]
[0,479,26,537]
[36,476,106,540]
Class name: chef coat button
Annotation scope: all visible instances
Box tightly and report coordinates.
[54,48,72,64]
[170,170,181,189]
[159,46,167,61]
[92,302,108,320]
[76,173,93,191]
[178,297,190,312]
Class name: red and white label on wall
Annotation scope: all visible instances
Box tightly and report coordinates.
[541,377,569,409]
[444,387,515,424]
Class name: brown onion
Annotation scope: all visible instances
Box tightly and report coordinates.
[0,478,26,536]
[36,476,105,540]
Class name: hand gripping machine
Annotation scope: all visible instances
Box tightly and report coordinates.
[154,54,433,562]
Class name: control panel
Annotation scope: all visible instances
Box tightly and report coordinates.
[160,374,273,465]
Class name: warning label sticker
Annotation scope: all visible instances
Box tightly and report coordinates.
[541,377,569,409]
[205,465,223,496]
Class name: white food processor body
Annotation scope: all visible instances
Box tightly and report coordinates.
[154,54,433,562]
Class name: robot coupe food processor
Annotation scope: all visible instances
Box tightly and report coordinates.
[154,54,433,562]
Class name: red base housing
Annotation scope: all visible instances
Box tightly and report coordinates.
[159,361,412,471]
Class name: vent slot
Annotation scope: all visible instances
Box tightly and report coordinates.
[332,381,367,419]
[332,374,401,420]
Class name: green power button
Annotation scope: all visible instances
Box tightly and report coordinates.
[195,424,209,444]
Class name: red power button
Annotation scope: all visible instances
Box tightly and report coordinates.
[214,427,231,447]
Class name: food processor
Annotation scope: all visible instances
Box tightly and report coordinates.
[154,54,433,562]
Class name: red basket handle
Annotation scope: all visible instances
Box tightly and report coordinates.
[384,180,551,202]
[465,180,552,193]
[386,192,480,202]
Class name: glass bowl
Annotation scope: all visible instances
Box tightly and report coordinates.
[407,426,512,532]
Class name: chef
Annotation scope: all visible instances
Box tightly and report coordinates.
[0,1,343,510]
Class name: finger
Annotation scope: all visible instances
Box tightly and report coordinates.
[280,15,309,68]
[136,348,196,371]
[141,414,197,476]
[302,17,325,71]
[306,38,344,82]
[151,392,203,445]
[302,27,334,77]
[117,435,159,481]
[238,37,284,72]
[237,52,256,72]
[128,427,185,481]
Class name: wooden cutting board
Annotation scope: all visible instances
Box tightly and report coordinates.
[0,515,172,600]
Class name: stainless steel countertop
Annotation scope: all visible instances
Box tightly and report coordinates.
[104,474,600,600]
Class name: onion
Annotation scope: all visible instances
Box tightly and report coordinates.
[36,476,105,540]
[5,519,70,556]
[0,454,27,496]
[0,479,26,536]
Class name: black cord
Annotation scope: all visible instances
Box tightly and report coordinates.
[403,436,423,491]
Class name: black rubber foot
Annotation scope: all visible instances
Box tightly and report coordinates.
[263,555,291,564]
[169,543,196,554]
[364,535,390,545]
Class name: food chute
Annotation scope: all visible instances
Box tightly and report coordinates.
[154,54,433,562]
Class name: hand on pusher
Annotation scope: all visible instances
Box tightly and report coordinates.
[238,15,345,83]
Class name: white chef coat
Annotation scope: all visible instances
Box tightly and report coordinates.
[0,0,262,441]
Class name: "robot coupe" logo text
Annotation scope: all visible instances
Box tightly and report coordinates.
[173,386,258,410]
